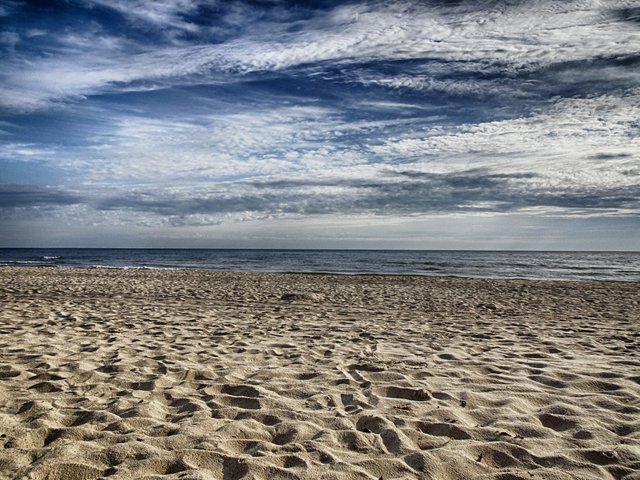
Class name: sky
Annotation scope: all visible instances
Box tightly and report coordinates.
[0,0,639,250]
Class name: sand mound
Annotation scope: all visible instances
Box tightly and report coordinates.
[280,292,322,302]
[0,268,638,479]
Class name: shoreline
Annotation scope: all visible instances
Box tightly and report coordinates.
[1,264,639,284]
[1,267,638,479]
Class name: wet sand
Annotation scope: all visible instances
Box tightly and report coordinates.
[0,267,638,479]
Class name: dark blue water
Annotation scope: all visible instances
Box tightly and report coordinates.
[1,249,639,282]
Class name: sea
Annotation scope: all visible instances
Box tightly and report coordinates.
[0,248,639,282]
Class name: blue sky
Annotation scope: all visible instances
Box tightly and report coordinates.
[0,0,639,249]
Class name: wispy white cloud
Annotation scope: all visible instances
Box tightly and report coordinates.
[1,0,638,110]
[0,142,59,159]
[3,88,638,222]
[0,0,22,18]
[78,105,350,181]
[369,92,640,191]
[84,0,202,33]
[13,90,626,223]
[28,101,432,183]
[0,30,19,48]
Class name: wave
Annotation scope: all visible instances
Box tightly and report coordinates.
[86,265,176,271]
[0,260,52,266]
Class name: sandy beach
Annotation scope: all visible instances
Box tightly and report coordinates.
[0,267,638,480]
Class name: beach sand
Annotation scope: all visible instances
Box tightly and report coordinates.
[0,267,638,479]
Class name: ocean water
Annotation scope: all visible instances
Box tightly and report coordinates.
[0,248,639,282]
